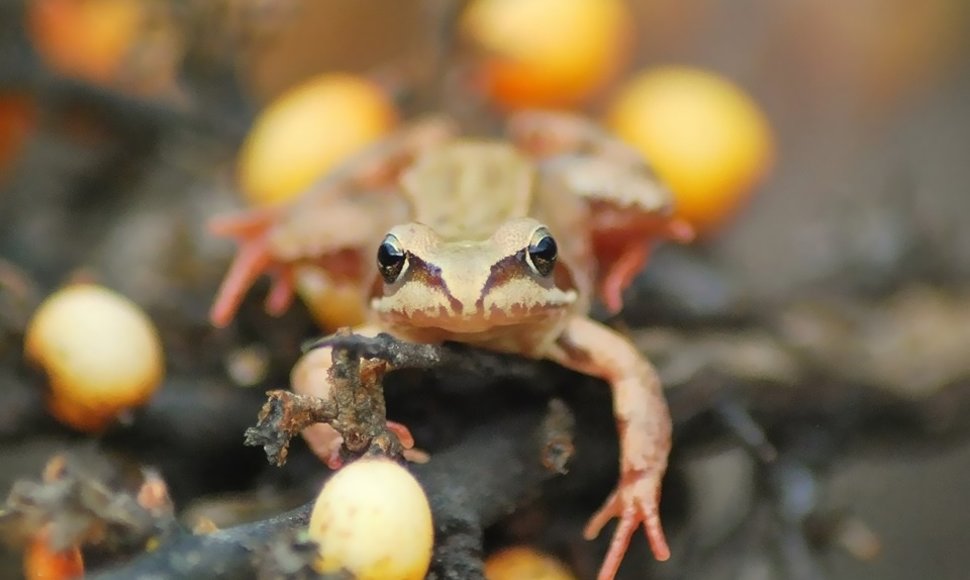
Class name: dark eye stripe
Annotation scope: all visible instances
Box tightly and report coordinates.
[475,250,576,309]
[373,253,464,315]
[477,254,523,306]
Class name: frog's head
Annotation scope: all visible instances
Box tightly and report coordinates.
[369,218,578,334]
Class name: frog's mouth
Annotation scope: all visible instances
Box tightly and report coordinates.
[371,288,576,335]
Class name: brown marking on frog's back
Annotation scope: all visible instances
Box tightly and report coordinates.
[401,142,536,242]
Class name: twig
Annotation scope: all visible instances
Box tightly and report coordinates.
[88,503,317,580]
[302,331,548,382]
[246,331,554,468]
[244,390,337,467]
[88,402,574,579]
[1,453,177,554]
[246,328,407,467]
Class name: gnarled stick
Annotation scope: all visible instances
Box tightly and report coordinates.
[89,403,574,580]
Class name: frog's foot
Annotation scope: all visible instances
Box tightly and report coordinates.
[584,469,670,580]
[386,420,432,463]
[600,245,650,314]
[209,210,296,327]
[304,420,422,470]
[302,423,345,470]
[386,420,415,449]
[597,217,695,314]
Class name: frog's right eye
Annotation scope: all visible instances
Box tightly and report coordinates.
[525,228,557,277]
[377,234,407,283]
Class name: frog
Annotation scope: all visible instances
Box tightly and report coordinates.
[211,111,694,580]
[208,111,692,329]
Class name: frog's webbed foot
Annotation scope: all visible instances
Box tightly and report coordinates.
[546,316,672,579]
[209,209,296,327]
[387,420,431,463]
[597,216,694,313]
[599,243,650,314]
[585,468,670,580]
[385,420,415,449]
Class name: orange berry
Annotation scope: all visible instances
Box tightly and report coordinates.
[606,67,774,235]
[238,73,398,207]
[0,94,37,178]
[24,284,164,433]
[27,0,178,94]
[462,0,632,110]
[485,546,577,580]
[29,0,139,83]
[23,527,84,580]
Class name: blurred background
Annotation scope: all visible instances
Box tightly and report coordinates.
[1,0,969,579]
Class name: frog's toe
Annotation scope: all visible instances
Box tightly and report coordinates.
[585,470,670,580]
[302,423,345,470]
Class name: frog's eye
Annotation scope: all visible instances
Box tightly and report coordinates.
[525,228,557,277]
[377,234,407,283]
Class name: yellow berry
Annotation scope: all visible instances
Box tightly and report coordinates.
[294,269,368,330]
[485,546,576,580]
[238,73,397,207]
[27,0,179,95]
[24,284,164,433]
[606,67,774,235]
[308,458,433,580]
[462,0,631,110]
[23,526,84,580]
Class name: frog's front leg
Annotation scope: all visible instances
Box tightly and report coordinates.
[209,117,457,328]
[545,315,671,580]
[291,324,416,468]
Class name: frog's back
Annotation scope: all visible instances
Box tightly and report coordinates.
[400,141,534,242]
[399,139,594,308]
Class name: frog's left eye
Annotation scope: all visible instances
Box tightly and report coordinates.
[377,234,407,283]
[525,228,557,277]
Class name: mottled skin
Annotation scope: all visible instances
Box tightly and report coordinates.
[211,112,694,580]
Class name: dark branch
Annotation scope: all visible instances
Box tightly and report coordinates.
[302,332,547,382]
[88,402,574,579]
